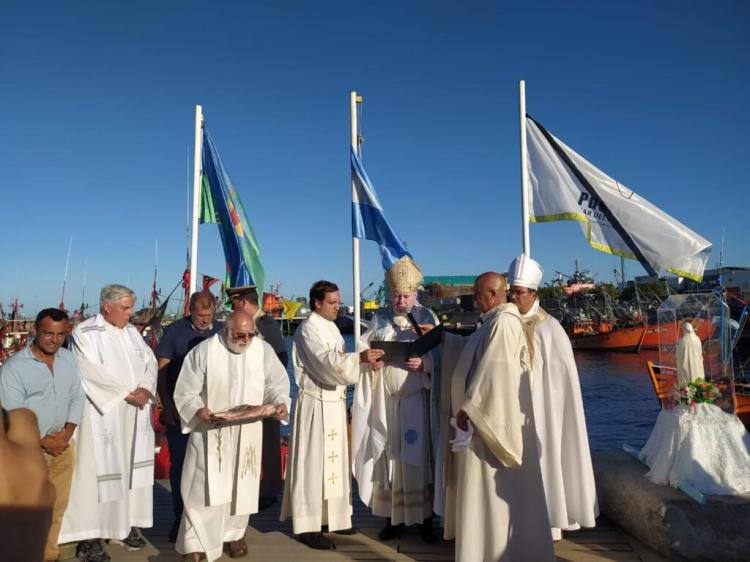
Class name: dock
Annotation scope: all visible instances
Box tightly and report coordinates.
[59,480,664,562]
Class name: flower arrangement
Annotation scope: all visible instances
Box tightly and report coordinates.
[675,377,721,407]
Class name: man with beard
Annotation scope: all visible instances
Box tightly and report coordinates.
[156,290,223,542]
[174,311,290,562]
[352,257,438,542]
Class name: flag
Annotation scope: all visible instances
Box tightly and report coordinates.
[200,129,265,293]
[525,116,711,282]
[351,148,412,271]
[202,274,221,291]
[282,299,303,320]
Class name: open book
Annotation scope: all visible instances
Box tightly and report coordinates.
[370,324,444,361]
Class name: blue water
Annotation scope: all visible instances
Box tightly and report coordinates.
[281,335,660,451]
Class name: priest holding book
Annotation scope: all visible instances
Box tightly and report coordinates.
[352,256,439,542]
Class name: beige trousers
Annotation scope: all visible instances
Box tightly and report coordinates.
[44,444,75,562]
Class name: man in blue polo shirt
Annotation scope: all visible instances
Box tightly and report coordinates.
[155,290,223,542]
[0,307,86,562]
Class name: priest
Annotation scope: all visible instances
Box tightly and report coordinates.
[60,284,157,560]
[174,310,290,562]
[508,254,598,540]
[443,272,554,562]
[352,256,438,542]
[280,280,384,550]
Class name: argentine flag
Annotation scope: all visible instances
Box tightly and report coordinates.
[351,148,412,271]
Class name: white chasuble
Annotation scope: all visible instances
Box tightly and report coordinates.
[352,306,435,525]
[175,334,290,562]
[523,303,598,536]
[280,312,362,534]
[60,314,157,543]
[444,304,555,562]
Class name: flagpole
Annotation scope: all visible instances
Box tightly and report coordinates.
[519,80,531,256]
[350,91,362,341]
[189,104,204,296]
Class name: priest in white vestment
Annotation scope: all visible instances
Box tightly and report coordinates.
[60,284,157,560]
[174,311,291,562]
[508,254,598,541]
[443,272,555,562]
[280,280,384,550]
[352,257,438,542]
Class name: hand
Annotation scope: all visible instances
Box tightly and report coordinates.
[418,323,435,333]
[40,431,68,456]
[125,387,152,410]
[274,403,289,422]
[360,348,385,369]
[0,407,55,562]
[455,409,470,431]
[195,407,217,427]
[449,416,474,453]
[405,357,423,372]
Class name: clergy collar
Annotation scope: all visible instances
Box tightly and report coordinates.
[521,299,540,319]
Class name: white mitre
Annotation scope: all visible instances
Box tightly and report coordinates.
[385,256,423,294]
[508,253,544,290]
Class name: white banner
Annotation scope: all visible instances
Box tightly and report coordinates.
[526,117,711,282]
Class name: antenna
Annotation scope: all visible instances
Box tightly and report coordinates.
[60,237,72,310]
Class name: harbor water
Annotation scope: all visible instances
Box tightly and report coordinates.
[282,335,662,451]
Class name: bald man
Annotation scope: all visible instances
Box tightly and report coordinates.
[441,272,554,562]
[174,311,291,562]
[156,290,224,541]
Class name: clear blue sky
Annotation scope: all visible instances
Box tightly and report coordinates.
[2,1,748,314]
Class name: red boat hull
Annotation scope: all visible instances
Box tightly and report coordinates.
[570,325,646,352]
[639,320,714,350]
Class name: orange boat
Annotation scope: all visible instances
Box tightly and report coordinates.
[639,319,714,350]
[569,322,647,352]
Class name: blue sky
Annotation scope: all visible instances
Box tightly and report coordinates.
[1,1,748,314]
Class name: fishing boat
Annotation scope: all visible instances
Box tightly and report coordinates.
[569,321,646,352]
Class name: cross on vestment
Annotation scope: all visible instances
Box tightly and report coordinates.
[328,473,337,486]
[101,428,113,449]
[328,451,339,464]
[327,429,338,441]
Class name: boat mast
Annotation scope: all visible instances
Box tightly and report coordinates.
[189,105,204,297]
[60,237,72,310]
[350,91,363,340]
[519,80,531,256]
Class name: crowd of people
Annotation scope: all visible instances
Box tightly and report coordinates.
[0,253,599,562]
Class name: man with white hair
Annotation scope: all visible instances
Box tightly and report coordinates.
[174,310,290,562]
[352,256,438,542]
[508,254,598,541]
[60,284,157,562]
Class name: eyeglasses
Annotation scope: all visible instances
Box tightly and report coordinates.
[230,331,257,340]
[508,288,535,297]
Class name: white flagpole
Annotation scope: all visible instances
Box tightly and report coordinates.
[189,104,204,296]
[350,91,362,340]
[519,80,531,256]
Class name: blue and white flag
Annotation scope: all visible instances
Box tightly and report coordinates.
[351,148,412,270]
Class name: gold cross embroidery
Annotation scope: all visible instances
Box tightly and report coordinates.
[328,451,339,464]
[327,429,338,441]
[328,473,337,486]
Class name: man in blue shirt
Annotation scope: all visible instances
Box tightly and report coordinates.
[0,307,85,562]
[155,290,223,542]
